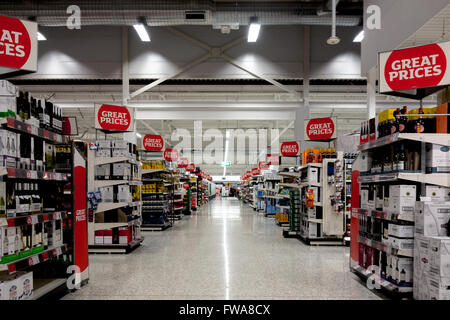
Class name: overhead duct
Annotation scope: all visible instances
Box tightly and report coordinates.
[327,0,341,44]
[0,0,361,27]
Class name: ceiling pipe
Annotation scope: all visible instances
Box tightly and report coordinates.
[326,0,340,45]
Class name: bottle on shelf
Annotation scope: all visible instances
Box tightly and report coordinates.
[392,108,400,134]
[397,143,406,171]
[415,107,425,133]
[23,91,30,121]
[399,106,408,133]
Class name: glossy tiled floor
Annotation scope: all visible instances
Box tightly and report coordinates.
[62,197,382,300]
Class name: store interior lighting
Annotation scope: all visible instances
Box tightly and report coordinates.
[353,30,364,42]
[247,17,261,42]
[133,23,151,42]
[37,32,47,41]
[136,132,142,138]
[223,131,230,177]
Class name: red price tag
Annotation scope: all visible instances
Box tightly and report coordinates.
[7,219,14,227]
[27,257,34,266]
[43,214,48,221]
[42,252,49,261]
[8,264,16,273]
[43,130,50,139]
[27,216,32,225]
[7,168,15,178]
[26,124,32,134]
[52,249,58,256]
[7,118,14,127]
[26,170,31,179]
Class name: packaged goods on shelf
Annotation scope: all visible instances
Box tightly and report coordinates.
[96,148,111,158]
[0,271,33,300]
[112,163,131,179]
[428,237,450,278]
[387,185,416,215]
[96,140,111,149]
[436,103,450,133]
[95,164,111,180]
[414,201,450,237]
[103,230,113,244]
[388,223,414,238]
[117,185,132,203]
[0,80,18,119]
[426,143,450,173]
[425,185,450,201]
[100,186,113,202]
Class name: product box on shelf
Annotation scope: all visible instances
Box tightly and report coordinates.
[307,207,316,219]
[94,230,104,244]
[307,222,321,238]
[0,130,18,168]
[387,185,416,215]
[375,185,383,211]
[0,274,19,300]
[118,227,130,244]
[414,235,430,276]
[425,185,450,202]
[103,229,113,244]
[360,188,369,210]
[310,186,320,202]
[96,140,111,149]
[388,223,414,238]
[112,149,131,158]
[95,164,111,180]
[414,201,450,236]
[17,271,33,300]
[427,237,450,278]
[112,163,131,180]
[96,148,111,158]
[117,185,131,203]
[100,186,113,202]
[436,102,450,134]
[112,140,129,149]
[48,220,63,247]
[426,144,450,173]
[389,236,414,250]
[0,80,17,119]
[389,254,413,284]
[307,167,319,183]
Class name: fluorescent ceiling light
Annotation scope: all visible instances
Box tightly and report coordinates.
[353,30,364,42]
[247,23,261,42]
[133,24,150,42]
[136,132,142,138]
[37,32,46,41]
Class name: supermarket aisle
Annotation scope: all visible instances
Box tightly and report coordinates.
[63,197,382,300]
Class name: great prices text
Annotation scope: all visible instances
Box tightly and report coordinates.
[388,54,442,81]
[0,29,26,57]
[99,111,129,126]
[308,123,333,136]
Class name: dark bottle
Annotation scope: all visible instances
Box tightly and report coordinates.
[383,147,392,172]
[44,101,51,130]
[397,143,406,171]
[23,92,30,121]
[30,97,36,123]
[415,107,425,133]
[399,106,408,133]
[17,91,24,121]
[392,108,400,134]
[37,99,44,128]
[385,119,392,136]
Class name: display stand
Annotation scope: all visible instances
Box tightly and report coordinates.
[87,135,143,253]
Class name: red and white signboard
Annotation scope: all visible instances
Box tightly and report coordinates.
[258,161,269,170]
[163,148,179,161]
[379,41,450,93]
[251,168,260,176]
[95,104,134,132]
[183,182,190,190]
[280,141,300,157]
[0,16,37,73]
[177,157,189,168]
[304,117,336,141]
[186,163,195,172]
[142,134,164,151]
[266,153,280,165]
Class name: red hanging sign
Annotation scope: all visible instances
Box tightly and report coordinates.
[266,153,280,165]
[379,41,450,93]
[258,161,269,170]
[142,134,164,151]
[95,104,134,132]
[281,141,300,157]
[304,117,336,141]
[186,163,195,172]
[183,182,190,189]
[163,148,179,161]
[251,168,260,176]
[0,16,37,72]
[177,157,189,168]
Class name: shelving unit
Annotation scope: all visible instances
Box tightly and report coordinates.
[0,116,88,299]
[87,142,143,253]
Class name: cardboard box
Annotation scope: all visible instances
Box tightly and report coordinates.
[94,230,104,244]
[427,275,450,300]
[95,164,111,180]
[17,271,33,300]
[119,227,129,244]
[375,185,384,211]
[388,185,416,215]
[112,140,129,149]
[389,236,414,250]
[0,96,16,119]
[96,140,111,148]
[426,143,450,173]
[307,207,316,219]
[427,237,450,278]
[307,222,321,238]
[96,148,111,158]
[100,186,113,203]
[414,235,430,276]
[426,185,450,202]
[414,201,450,236]
[117,185,131,203]
[360,188,369,210]
[103,230,113,244]
[390,255,413,284]
[112,148,130,158]
[113,163,131,179]
[307,167,319,183]
[0,80,17,96]
[436,102,450,134]
[0,274,19,300]
[310,186,320,203]
[388,224,414,238]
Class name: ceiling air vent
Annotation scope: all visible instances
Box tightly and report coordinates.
[185,10,206,21]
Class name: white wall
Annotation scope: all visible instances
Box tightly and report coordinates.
[16,24,363,81]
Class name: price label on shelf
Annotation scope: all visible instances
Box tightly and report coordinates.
[27,255,39,266]
[32,215,38,224]
[42,214,49,221]
[8,263,16,273]
[52,249,57,256]
[42,252,49,261]
[56,247,63,255]
[31,171,37,179]
[26,124,32,134]
[43,130,50,139]
[54,212,62,220]
[26,170,31,179]
[26,216,32,225]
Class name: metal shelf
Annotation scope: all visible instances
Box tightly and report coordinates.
[0,211,67,228]
[28,278,67,300]
[359,236,413,257]
[0,117,69,144]
[353,208,414,223]
[352,265,413,293]
[358,172,450,187]
[94,201,141,213]
[94,157,138,166]
[358,133,450,151]
[94,179,142,188]
[278,172,301,177]
[0,167,68,181]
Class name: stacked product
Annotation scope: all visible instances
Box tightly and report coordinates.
[413,188,450,300]
[289,189,301,234]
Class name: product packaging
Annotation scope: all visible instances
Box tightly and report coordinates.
[426,143,450,173]
[387,185,416,215]
[414,201,450,236]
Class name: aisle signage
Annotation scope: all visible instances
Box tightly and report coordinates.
[142,134,164,151]
[186,163,195,172]
[0,16,37,72]
[163,148,179,161]
[95,104,134,132]
[266,153,280,165]
[379,41,450,93]
[251,168,260,176]
[183,182,190,190]
[280,141,300,157]
[304,117,336,141]
[177,157,189,168]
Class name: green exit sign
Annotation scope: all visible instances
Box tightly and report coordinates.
[221,162,231,167]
